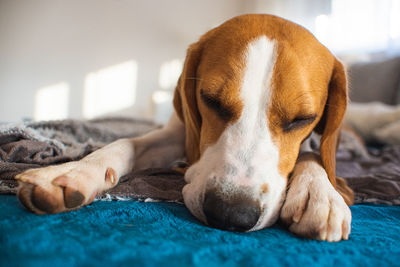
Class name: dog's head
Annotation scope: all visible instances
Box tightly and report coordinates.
[173,14,350,231]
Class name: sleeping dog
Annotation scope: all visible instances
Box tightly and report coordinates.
[15,14,354,242]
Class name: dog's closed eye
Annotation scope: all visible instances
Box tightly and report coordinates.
[200,89,233,121]
[282,115,317,132]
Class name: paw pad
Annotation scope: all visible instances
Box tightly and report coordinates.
[31,186,60,213]
[63,188,85,208]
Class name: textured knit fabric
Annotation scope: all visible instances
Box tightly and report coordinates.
[0,195,399,267]
[1,118,400,205]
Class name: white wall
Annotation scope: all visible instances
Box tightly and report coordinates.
[243,0,331,35]
[0,0,246,122]
[3,0,395,123]
[244,0,400,56]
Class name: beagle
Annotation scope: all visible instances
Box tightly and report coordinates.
[15,14,354,242]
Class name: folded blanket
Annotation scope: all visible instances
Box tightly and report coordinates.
[0,118,158,194]
[345,102,400,145]
[0,118,399,205]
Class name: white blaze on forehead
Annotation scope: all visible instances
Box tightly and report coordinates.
[240,36,276,129]
[183,36,287,231]
[236,36,286,230]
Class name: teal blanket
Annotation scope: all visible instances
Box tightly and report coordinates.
[1,195,399,267]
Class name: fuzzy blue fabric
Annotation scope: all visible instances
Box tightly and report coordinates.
[0,195,399,267]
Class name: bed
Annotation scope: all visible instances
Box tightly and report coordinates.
[1,196,399,266]
[0,116,399,266]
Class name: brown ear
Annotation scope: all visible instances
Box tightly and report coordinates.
[316,59,354,205]
[173,43,203,164]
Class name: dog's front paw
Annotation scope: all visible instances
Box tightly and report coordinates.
[15,162,118,214]
[280,161,351,242]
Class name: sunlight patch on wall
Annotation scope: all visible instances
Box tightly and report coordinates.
[83,61,137,119]
[34,82,69,121]
[158,59,182,90]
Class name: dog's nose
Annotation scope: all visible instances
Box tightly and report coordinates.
[203,190,261,231]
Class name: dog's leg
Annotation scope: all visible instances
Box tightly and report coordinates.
[280,152,351,242]
[15,112,185,214]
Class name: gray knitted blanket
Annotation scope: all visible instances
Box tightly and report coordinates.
[0,118,399,205]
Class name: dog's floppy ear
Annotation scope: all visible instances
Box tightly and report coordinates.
[173,43,203,164]
[315,59,354,205]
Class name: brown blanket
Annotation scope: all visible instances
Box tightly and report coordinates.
[0,118,399,205]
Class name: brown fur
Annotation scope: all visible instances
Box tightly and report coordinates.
[173,14,354,206]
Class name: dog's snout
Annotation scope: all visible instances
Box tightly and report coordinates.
[203,190,261,232]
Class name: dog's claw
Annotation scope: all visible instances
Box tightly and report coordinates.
[105,168,117,186]
[318,225,328,241]
[292,210,302,223]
